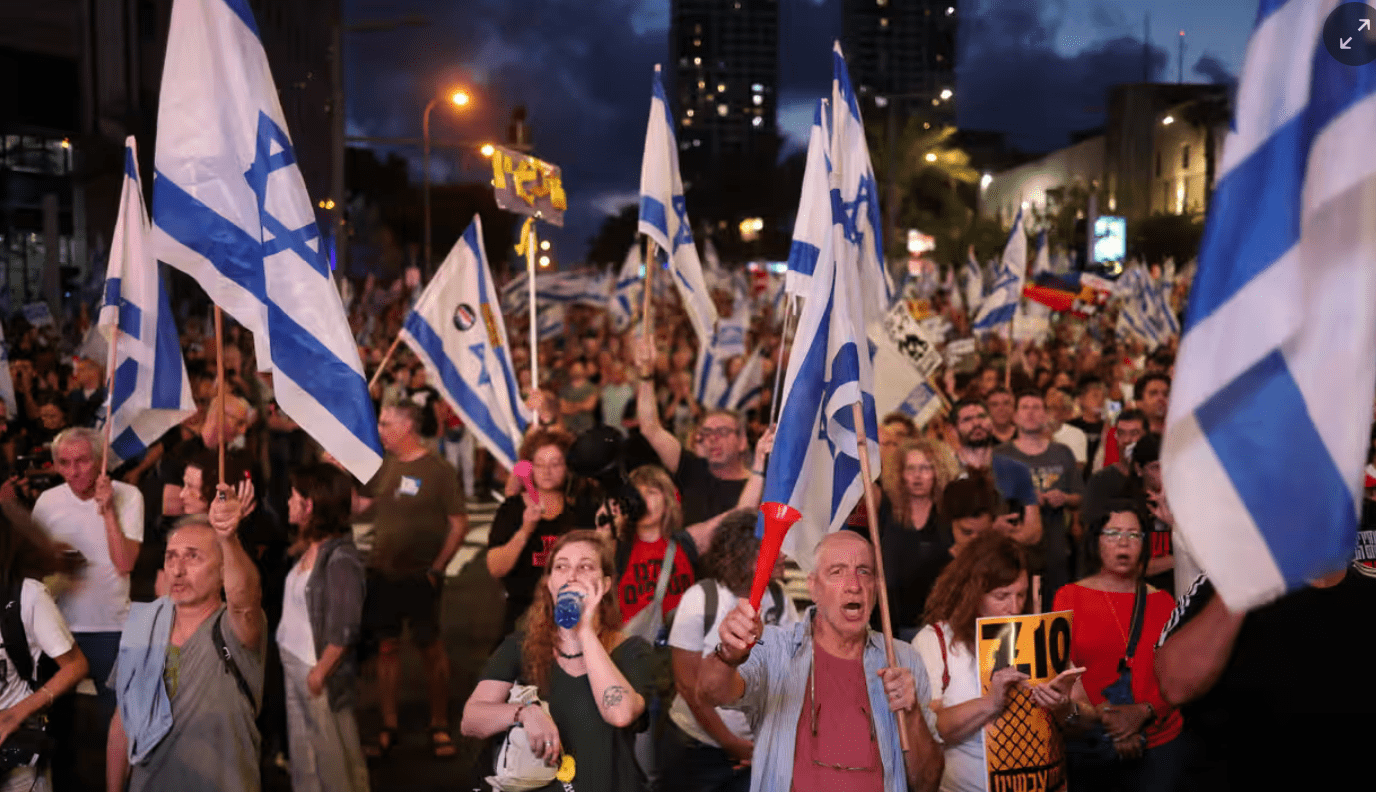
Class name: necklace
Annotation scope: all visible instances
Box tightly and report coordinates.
[555,648,583,660]
[1098,589,1131,651]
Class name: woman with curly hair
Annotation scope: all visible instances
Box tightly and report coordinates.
[911,531,1081,792]
[876,437,959,637]
[658,509,798,792]
[462,530,653,791]
[487,430,592,637]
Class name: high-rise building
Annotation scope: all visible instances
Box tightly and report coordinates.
[670,0,779,190]
[842,0,958,121]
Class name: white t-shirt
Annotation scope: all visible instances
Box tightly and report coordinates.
[666,579,799,747]
[0,579,76,711]
[33,481,144,632]
[276,561,316,665]
[1052,423,1088,465]
[912,622,987,792]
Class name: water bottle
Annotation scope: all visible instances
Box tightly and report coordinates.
[554,587,584,629]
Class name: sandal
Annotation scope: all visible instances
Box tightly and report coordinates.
[364,727,396,760]
[430,727,458,759]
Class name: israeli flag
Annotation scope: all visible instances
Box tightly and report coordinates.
[721,347,766,412]
[400,217,530,472]
[0,322,14,420]
[1163,0,1376,610]
[971,207,1027,332]
[962,246,985,321]
[150,0,382,482]
[1025,231,1052,321]
[609,244,642,331]
[98,138,196,465]
[831,42,893,325]
[537,302,566,342]
[764,46,880,570]
[785,99,831,300]
[638,65,718,351]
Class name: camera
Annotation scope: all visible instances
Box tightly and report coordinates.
[565,426,646,529]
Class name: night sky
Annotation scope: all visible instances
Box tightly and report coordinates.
[344,0,1256,264]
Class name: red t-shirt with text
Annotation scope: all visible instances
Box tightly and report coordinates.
[617,536,695,622]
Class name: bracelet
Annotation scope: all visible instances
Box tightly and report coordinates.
[713,643,748,668]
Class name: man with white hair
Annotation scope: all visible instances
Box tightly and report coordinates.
[32,428,143,718]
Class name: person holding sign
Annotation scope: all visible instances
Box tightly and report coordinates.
[698,530,944,792]
[1051,502,1183,789]
[911,532,1082,792]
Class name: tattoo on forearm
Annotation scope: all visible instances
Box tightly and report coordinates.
[601,685,626,709]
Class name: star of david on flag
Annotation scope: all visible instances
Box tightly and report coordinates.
[150,0,382,482]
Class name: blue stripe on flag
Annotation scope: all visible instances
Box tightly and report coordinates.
[150,265,185,408]
[124,147,139,181]
[787,240,820,277]
[403,313,519,464]
[639,196,669,242]
[154,171,379,452]
[111,359,139,415]
[220,0,260,37]
[1187,43,1376,330]
[1255,0,1288,26]
[1195,349,1357,587]
[111,426,149,462]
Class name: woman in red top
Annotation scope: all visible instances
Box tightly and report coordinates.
[1052,500,1185,791]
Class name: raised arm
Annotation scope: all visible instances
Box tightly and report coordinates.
[209,480,264,650]
[94,476,141,575]
[698,598,760,707]
[633,335,681,474]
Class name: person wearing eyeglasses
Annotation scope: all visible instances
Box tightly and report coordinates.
[699,530,945,792]
[1051,501,1183,790]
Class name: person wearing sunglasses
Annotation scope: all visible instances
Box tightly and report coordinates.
[700,530,944,792]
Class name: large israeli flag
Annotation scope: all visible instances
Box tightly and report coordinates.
[1163,0,1376,610]
[764,47,881,570]
[638,65,718,350]
[785,99,831,300]
[830,43,893,325]
[98,138,196,464]
[971,208,1027,332]
[150,0,381,481]
[401,217,530,472]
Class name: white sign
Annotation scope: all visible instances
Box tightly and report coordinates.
[882,303,943,380]
[945,337,978,366]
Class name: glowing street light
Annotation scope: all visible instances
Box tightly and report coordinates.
[939,88,953,101]
[538,255,551,268]
[451,90,470,107]
[924,152,938,163]
[480,143,496,157]
[423,87,473,271]
[1162,115,1175,126]
[539,240,551,251]
[980,172,993,190]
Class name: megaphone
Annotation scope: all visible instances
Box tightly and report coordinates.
[749,501,802,611]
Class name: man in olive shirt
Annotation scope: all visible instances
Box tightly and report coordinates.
[360,400,468,757]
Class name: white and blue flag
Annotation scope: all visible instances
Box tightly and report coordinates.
[763,45,881,569]
[1026,231,1051,321]
[400,217,530,472]
[785,99,831,300]
[150,0,381,481]
[721,348,766,413]
[830,43,893,325]
[971,208,1026,332]
[0,322,14,420]
[609,244,643,332]
[638,65,718,352]
[98,137,196,465]
[537,302,566,342]
[962,246,985,321]
[1163,0,1376,610]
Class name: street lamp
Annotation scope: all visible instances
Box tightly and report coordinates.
[423,89,472,272]
[480,143,496,157]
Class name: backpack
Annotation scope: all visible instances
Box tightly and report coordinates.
[1,577,58,692]
[699,579,786,638]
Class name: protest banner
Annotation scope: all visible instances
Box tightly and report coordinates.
[490,147,566,227]
[882,301,943,380]
[977,610,1073,792]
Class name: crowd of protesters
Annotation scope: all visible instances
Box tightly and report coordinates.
[0,252,1371,792]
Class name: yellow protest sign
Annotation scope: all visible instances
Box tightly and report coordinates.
[491,147,566,226]
[976,610,1073,792]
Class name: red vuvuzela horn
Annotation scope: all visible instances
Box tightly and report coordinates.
[512,460,539,506]
[749,502,802,611]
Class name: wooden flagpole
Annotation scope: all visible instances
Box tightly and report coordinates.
[642,238,657,341]
[850,399,910,752]
[214,305,226,485]
[767,296,796,426]
[369,336,404,390]
[100,327,120,475]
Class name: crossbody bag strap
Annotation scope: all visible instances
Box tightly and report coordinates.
[648,539,678,619]
[1121,578,1149,671]
[212,611,257,709]
[700,580,717,639]
[931,623,951,696]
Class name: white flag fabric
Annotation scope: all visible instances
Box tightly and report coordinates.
[0,323,14,420]
[1026,231,1052,321]
[638,65,718,352]
[150,0,381,482]
[98,137,196,465]
[1162,0,1376,610]
[963,247,985,321]
[400,217,530,472]
[971,208,1027,332]
[764,44,881,570]
[785,99,831,300]
[537,302,566,342]
[721,348,766,412]
[830,42,893,327]
[609,245,643,331]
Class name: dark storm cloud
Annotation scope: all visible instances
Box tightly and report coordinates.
[346,0,668,262]
[1193,53,1237,86]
